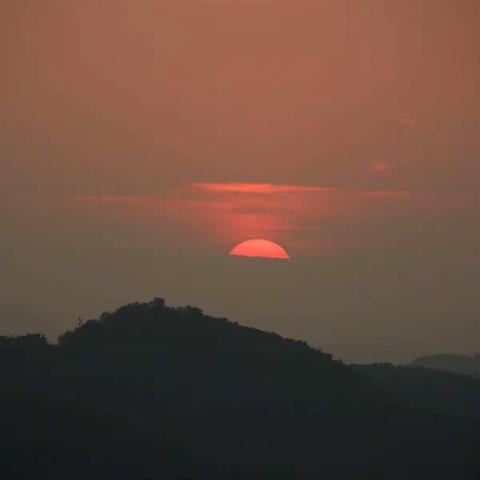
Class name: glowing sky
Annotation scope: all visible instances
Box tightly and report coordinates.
[1,0,479,362]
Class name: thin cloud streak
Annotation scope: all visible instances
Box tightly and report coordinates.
[371,162,392,173]
[359,191,411,199]
[64,183,415,254]
[192,183,332,194]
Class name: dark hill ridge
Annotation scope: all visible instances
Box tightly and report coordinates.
[2,298,480,479]
[0,389,206,480]
[56,298,402,412]
[410,353,480,378]
[354,363,480,419]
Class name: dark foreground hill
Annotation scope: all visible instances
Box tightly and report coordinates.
[410,353,480,378]
[0,389,209,480]
[355,363,480,419]
[1,298,480,479]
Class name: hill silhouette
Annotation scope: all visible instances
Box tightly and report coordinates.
[410,353,480,378]
[0,389,208,480]
[355,363,480,419]
[2,298,480,479]
[56,298,402,412]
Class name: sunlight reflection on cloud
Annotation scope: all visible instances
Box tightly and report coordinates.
[69,183,413,254]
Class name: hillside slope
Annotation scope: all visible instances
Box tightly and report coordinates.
[1,298,480,479]
[55,298,402,413]
[355,363,480,418]
[411,353,480,378]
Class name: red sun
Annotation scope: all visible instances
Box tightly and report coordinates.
[229,239,290,259]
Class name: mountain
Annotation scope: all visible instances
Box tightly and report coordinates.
[56,298,402,413]
[2,298,480,479]
[410,353,480,378]
[0,389,208,480]
[354,362,480,418]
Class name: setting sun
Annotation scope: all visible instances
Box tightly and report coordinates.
[229,239,290,259]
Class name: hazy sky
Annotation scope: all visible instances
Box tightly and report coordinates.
[1,0,479,362]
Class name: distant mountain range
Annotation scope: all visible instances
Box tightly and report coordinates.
[1,298,480,479]
[410,353,480,378]
[354,362,480,419]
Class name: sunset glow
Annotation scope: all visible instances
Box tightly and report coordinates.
[229,239,290,259]
[192,183,330,194]
[3,0,478,369]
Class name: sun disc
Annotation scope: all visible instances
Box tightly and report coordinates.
[229,239,289,259]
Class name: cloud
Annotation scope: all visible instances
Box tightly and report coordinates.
[359,191,411,199]
[370,162,392,172]
[191,183,332,194]
[30,183,415,255]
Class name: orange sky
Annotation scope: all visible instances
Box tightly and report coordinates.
[1,0,479,362]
